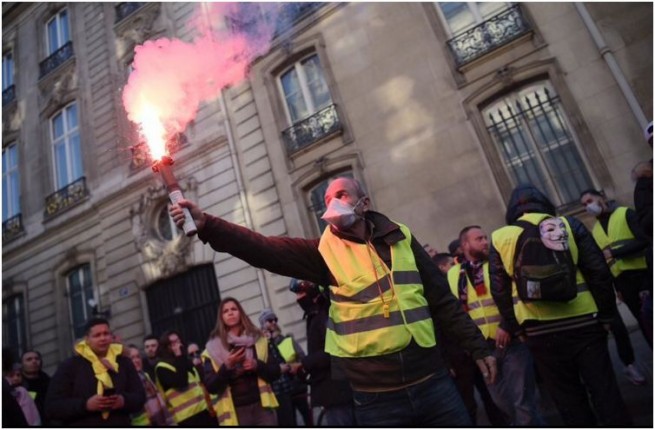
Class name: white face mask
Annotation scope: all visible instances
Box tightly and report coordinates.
[585,201,603,216]
[321,198,363,230]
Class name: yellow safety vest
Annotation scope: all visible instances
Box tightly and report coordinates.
[131,411,150,427]
[201,336,278,426]
[319,222,436,358]
[155,361,208,424]
[491,213,598,325]
[591,206,648,277]
[447,262,500,340]
[277,337,297,363]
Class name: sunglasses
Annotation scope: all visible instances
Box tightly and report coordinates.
[188,351,200,358]
[266,318,278,323]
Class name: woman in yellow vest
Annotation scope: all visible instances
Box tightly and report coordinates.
[202,297,279,426]
[155,330,215,426]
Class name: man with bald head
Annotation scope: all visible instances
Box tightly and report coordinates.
[170,176,495,426]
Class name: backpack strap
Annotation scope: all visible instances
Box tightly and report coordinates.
[511,219,536,281]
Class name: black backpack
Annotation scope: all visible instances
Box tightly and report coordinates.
[512,218,578,302]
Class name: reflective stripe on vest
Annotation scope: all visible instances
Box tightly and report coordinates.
[491,213,598,325]
[155,362,207,424]
[277,337,297,363]
[200,337,278,426]
[447,262,500,339]
[591,207,647,277]
[319,222,436,358]
[131,411,150,426]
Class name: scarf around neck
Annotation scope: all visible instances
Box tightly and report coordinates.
[205,331,258,366]
[74,340,123,419]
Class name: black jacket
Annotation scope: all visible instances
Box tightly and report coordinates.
[22,370,50,422]
[301,294,353,408]
[489,185,617,335]
[45,354,145,426]
[199,210,489,391]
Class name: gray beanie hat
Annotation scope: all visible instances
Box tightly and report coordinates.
[258,308,277,327]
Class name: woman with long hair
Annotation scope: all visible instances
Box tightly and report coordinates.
[155,330,215,426]
[202,297,280,426]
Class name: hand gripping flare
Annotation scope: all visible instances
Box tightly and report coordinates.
[152,155,197,237]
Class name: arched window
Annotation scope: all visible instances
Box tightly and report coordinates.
[482,81,594,206]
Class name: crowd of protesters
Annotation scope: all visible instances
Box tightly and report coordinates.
[3,124,652,427]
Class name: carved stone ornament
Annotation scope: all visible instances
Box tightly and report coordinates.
[129,175,198,282]
[39,66,78,118]
[114,3,161,62]
[494,65,515,87]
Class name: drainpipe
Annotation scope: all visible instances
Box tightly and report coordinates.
[575,2,648,129]
[219,91,271,308]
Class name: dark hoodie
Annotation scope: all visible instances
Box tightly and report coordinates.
[489,185,617,335]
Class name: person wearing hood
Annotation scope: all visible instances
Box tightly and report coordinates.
[201,297,280,426]
[489,184,632,426]
[170,176,495,426]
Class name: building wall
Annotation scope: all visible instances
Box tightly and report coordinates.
[2,2,652,373]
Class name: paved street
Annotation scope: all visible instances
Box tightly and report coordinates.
[476,302,653,427]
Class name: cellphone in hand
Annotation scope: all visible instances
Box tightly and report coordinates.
[103,387,116,396]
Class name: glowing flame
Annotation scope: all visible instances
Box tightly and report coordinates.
[137,104,167,161]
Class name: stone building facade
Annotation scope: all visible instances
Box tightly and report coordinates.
[2,2,651,373]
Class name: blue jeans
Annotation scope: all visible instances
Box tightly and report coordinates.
[486,340,544,426]
[352,372,471,426]
[324,404,356,426]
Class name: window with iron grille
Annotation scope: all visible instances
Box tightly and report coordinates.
[157,203,180,242]
[307,171,354,235]
[483,81,594,207]
[67,264,96,340]
[146,264,220,346]
[51,102,83,190]
[46,9,70,56]
[3,142,20,222]
[3,294,27,361]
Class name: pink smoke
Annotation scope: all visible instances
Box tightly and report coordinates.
[122,3,280,145]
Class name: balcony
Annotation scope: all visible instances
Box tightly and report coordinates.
[115,2,146,24]
[2,213,24,242]
[274,2,325,37]
[39,41,74,79]
[44,176,89,218]
[282,104,342,155]
[447,4,532,68]
[2,84,15,105]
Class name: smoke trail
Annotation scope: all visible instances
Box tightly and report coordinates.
[122,3,281,142]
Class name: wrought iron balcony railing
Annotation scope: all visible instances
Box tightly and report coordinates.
[115,2,146,24]
[274,2,325,37]
[44,176,89,218]
[39,41,74,79]
[447,4,532,68]
[2,213,24,242]
[2,84,15,105]
[282,104,342,154]
[226,3,325,38]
